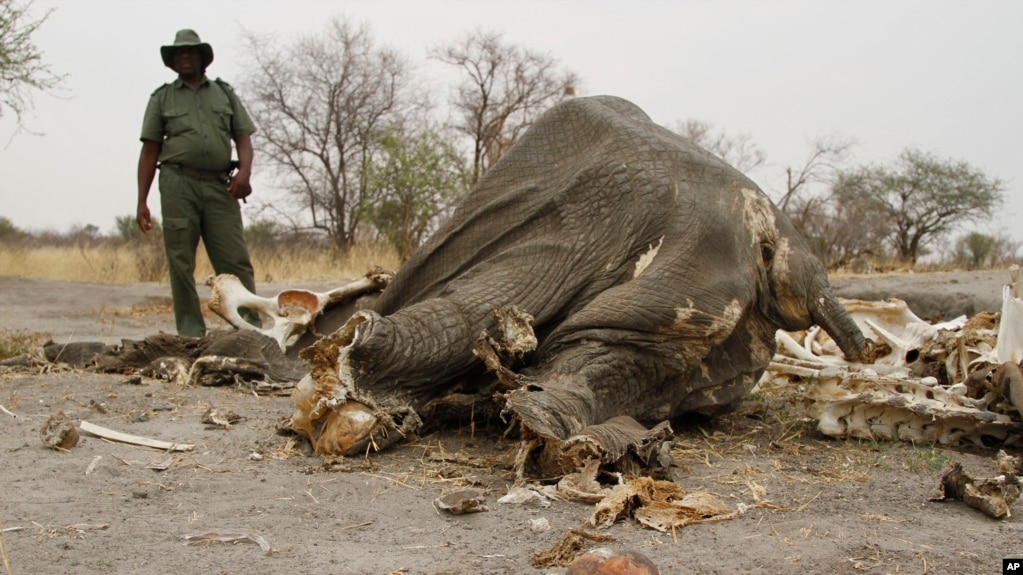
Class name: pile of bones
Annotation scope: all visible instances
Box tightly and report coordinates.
[764,265,1023,446]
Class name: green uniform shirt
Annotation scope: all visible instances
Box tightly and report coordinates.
[140,76,256,173]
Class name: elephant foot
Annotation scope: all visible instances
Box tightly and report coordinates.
[512,413,676,479]
[288,371,377,455]
[290,371,424,456]
[313,400,378,455]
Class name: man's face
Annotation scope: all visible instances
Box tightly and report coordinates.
[172,47,203,76]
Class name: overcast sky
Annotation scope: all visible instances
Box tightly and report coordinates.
[2,0,1020,251]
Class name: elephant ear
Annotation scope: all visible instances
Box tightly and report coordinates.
[535,204,761,369]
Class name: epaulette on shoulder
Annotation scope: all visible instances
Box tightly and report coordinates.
[214,77,234,91]
[150,83,169,96]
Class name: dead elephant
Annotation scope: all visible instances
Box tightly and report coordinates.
[291,95,865,476]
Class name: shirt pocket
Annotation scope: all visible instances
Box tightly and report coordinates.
[163,109,190,136]
[213,105,234,133]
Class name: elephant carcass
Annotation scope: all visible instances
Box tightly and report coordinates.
[290,95,865,476]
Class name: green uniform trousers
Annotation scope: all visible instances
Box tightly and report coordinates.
[159,168,259,337]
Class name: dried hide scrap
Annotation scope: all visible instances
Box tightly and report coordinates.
[589,476,735,531]
[201,407,244,429]
[931,461,1021,519]
[434,489,488,515]
[538,458,615,503]
[40,411,79,450]
[90,331,308,392]
[531,528,615,569]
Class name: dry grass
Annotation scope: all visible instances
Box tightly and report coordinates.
[0,244,146,283]
[0,329,48,361]
[249,241,401,283]
[0,242,401,284]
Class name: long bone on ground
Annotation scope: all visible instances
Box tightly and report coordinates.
[206,270,392,351]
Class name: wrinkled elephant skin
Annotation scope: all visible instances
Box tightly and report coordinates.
[292,96,865,476]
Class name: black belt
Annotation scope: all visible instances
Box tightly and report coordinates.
[160,163,230,183]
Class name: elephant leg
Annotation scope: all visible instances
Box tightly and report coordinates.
[502,341,679,478]
[292,297,499,455]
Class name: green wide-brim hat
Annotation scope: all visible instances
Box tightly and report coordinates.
[160,29,214,69]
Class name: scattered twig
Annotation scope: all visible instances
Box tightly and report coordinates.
[795,491,823,513]
[147,455,176,471]
[79,420,193,452]
[0,512,12,575]
[531,528,614,568]
[401,542,451,550]
[67,523,109,534]
[337,521,373,531]
[110,454,144,467]
[360,472,422,490]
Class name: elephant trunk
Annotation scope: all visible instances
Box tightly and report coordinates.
[808,286,866,362]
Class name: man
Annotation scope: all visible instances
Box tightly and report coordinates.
[137,29,260,337]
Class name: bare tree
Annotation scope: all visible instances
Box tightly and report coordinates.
[793,185,888,270]
[750,134,858,268]
[777,134,855,214]
[0,0,64,127]
[832,148,1005,265]
[430,29,579,186]
[240,18,422,250]
[669,119,766,174]
[992,235,1023,266]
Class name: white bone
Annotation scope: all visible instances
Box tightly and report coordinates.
[775,330,846,367]
[206,271,392,351]
[996,265,1023,364]
[765,268,1023,448]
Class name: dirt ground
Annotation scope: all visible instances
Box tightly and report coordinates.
[1,270,1021,575]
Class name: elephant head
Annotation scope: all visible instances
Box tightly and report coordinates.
[747,190,865,362]
[290,95,866,475]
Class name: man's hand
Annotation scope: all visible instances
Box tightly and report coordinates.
[137,203,153,234]
[227,168,253,201]
[137,140,161,231]
[230,133,255,202]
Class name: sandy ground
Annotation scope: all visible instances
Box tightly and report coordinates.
[1,270,1021,575]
